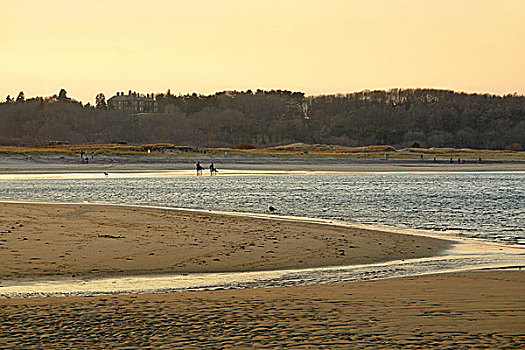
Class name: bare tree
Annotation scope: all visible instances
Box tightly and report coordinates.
[57,89,69,102]
[95,93,107,109]
[16,91,25,102]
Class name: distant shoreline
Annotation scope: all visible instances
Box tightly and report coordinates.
[1,153,525,174]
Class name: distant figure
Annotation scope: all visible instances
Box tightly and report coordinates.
[209,162,218,175]
[449,157,453,163]
[85,157,89,164]
[196,161,204,175]
[385,154,389,161]
[80,150,84,159]
[104,172,108,177]
[91,151,94,159]
[268,205,277,213]
[458,158,461,164]
[433,157,436,162]
[81,157,85,164]
[478,157,482,164]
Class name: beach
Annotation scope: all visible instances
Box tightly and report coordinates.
[1,271,523,348]
[0,198,524,348]
[0,202,450,280]
[1,152,525,174]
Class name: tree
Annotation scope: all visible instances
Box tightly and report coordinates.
[16,91,25,102]
[95,93,107,109]
[5,95,13,103]
[57,88,69,102]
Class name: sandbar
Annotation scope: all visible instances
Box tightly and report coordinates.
[0,202,451,280]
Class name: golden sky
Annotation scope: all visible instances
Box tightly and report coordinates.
[1,0,524,103]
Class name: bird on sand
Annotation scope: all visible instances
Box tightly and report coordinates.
[268,205,277,213]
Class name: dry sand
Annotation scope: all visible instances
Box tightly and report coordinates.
[0,202,450,279]
[0,271,523,349]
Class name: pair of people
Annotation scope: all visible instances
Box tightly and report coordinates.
[196,162,218,175]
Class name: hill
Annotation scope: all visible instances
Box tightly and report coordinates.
[1,88,524,150]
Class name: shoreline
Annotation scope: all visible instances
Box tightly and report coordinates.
[0,201,453,281]
[1,154,525,174]
[2,168,525,181]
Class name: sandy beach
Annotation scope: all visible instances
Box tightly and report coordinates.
[1,202,524,348]
[1,153,525,174]
[0,271,523,348]
[0,202,450,279]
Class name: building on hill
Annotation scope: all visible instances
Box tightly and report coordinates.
[107,91,158,113]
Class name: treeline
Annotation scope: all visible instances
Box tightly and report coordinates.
[1,88,524,150]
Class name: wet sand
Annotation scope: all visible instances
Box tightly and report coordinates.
[1,154,524,174]
[0,271,523,349]
[0,202,451,279]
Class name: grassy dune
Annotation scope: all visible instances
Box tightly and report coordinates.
[0,142,524,161]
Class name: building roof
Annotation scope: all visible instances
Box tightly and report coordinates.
[108,94,155,102]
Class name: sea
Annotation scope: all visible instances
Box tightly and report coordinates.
[0,171,523,246]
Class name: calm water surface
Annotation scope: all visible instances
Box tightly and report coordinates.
[0,172,523,245]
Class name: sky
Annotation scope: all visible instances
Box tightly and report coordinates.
[1,0,524,104]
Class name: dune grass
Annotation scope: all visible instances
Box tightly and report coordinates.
[0,143,523,161]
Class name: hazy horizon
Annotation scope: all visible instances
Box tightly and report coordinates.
[2,0,524,104]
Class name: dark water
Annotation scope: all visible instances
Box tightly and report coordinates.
[0,172,523,245]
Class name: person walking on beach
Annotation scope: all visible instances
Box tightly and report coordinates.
[196,161,204,175]
[209,162,218,175]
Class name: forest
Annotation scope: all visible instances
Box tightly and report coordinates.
[0,88,524,150]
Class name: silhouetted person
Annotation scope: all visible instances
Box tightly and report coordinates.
[209,162,218,175]
[196,161,204,175]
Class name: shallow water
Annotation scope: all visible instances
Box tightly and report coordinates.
[1,249,523,298]
[0,172,523,245]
